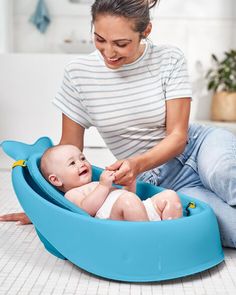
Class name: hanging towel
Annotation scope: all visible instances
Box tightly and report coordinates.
[30,0,50,33]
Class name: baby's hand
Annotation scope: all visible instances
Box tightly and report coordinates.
[100,170,115,188]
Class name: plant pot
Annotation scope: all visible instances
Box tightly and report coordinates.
[211,91,236,122]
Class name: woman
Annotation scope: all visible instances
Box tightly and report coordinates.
[1,0,236,248]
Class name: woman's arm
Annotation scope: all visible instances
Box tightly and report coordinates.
[108,98,191,186]
[59,114,85,151]
[135,98,190,172]
[0,212,31,225]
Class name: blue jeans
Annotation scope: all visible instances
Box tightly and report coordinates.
[138,124,236,248]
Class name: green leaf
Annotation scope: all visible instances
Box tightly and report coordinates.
[205,69,213,78]
[207,80,215,90]
[212,54,218,62]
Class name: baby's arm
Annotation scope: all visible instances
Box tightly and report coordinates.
[65,171,115,216]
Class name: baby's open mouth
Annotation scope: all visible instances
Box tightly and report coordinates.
[79,169,88,176]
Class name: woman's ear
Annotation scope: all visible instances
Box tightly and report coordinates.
[48,174,63,187]
[143,22,152,38]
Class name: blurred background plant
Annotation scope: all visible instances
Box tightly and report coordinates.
[206,50,236,93]
[206,50,236,121]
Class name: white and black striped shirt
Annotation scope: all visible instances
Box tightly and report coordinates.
[53,42,192,159]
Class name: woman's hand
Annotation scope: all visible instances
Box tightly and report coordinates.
[106,158,138,186]
[0,212,32,225]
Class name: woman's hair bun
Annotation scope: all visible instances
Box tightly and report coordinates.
[149,0,159,9]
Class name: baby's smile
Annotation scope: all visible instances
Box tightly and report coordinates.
[79,167,89,177]
[79,167,90,177]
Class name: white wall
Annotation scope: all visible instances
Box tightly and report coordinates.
[13,0,94,54]
[0,0,13,53]
[233,0,236,47]
[12,1,235,56]
[0,53,106,146]
[150,0,235,120]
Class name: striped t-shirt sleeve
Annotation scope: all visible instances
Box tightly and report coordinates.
[53,66,92,129]
[164,49,192,100]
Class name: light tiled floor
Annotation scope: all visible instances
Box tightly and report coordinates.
[1,149,236,295]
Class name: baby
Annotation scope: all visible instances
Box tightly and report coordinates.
[40,145,183,221]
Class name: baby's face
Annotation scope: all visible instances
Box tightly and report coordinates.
[52,145,92,191]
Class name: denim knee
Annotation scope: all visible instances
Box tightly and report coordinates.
[210,158,236,206]
[197,127,236,206]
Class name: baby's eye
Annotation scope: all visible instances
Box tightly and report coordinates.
[69,161,76,166]
[81,156,86,161]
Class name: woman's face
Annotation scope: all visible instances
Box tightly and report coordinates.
[93,15,147,69]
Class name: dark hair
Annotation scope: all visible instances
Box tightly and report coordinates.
[91,0,159,34]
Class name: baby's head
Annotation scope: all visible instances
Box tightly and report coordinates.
[40,145,92,192]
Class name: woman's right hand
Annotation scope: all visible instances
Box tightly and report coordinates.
[106,158,139,187]
[0,212,32,225]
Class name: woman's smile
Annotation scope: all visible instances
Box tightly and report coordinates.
[103,56,123,66]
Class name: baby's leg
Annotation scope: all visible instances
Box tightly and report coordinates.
[151,190,182,220]
[109,192,149,221]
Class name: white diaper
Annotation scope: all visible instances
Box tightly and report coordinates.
[142,198,161,221]
[95,192,161,221]
[95,189,124,219]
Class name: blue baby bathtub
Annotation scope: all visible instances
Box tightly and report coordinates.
[1,137,224,282]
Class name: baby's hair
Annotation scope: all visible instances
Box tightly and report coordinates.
[91,0,159,36]
[40,145,62,180]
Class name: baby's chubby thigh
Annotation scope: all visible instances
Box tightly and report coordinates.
[151,190,183,220]
[109,190,149,221]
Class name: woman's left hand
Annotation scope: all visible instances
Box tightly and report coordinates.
[106,158,138,186]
